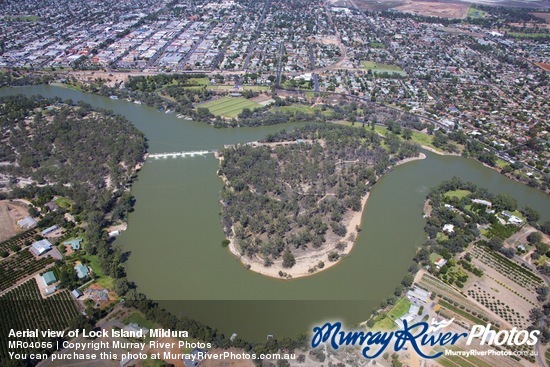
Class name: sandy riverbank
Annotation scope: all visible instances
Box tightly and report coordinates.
[420,145,461,156]
[221,151,427,280]
[395,152,426,166]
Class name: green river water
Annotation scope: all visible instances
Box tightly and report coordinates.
[1,85,549,340]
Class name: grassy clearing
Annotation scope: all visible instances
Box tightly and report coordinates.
[372,316,397,331]
[186,77,210,86]
[495,158,508,169]
[509,210,526,221]
[81,254,115,290]
[467,7,487,18]
[445,189,471,199]
[437,232,449,241]
[430,253,443,262]
[388,297,412,320]
[54,196,73,209]
[197,96,261,118]
[124,311,159,329]
[361,61,407,76]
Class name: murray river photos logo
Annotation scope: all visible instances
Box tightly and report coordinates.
[311,319,540,359]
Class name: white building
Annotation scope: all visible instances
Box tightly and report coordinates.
[31,239,53,256]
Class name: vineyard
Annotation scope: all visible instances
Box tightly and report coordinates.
[0,229,37,257]
[0,279,80,361]
[0,251,54,293]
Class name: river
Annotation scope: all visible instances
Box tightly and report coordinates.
[1,85,549,340]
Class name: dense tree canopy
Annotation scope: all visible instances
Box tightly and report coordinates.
[219,124,420,262]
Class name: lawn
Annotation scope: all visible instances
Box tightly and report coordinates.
[387,297,412,320]
[444,189,471,199]
[372,316,396,331]
[436,232,449,242]
[430,253,443,263]
[124,311,159,329]
[361,61,407,77]
[81,254,115,290]
[54,196,73,209]
[467,7,487,18]
[509,210,526,221]
[197,96,261,118]
[410,131,437,149]
[495,158,508,169]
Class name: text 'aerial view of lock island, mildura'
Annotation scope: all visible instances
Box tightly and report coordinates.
[0,0,548,366]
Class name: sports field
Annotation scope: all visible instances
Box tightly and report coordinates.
[197,96,261,118]
[361,61,407,77]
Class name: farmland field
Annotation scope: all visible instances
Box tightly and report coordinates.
[197,96,262,118]
[0,250,54,292]
[0,279,79,361]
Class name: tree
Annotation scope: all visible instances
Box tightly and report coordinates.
[493,193,517,211]
[528,232,543,244]
[401,274,414,287]
[282,250,296,268]
[403,128,413,140]
[522,206,540,223]
[541,221,550,235]
[488,236,504,251]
